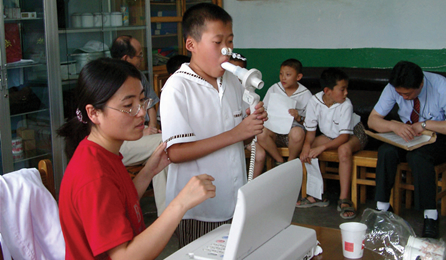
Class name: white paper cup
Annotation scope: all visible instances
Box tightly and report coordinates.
[340,222,367,259]
[403,244,444,260]
[406,236,446,258]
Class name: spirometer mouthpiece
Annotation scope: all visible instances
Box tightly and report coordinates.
[221,62,264,90]
[221,47,233,56]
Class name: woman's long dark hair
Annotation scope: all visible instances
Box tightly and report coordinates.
[57,58,141,160]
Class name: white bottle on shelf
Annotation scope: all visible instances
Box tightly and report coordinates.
[121,1,129,26]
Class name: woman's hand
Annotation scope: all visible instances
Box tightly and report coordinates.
[176,174,216,210]
[143,142,171,178]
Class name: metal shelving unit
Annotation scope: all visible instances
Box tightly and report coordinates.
[0,0,64,189]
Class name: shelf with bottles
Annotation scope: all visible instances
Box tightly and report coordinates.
[10,110,52,167]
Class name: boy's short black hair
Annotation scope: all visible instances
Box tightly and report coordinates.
[281,59,303,74]
[320,68,349,90]
[166,55,191,74]
[183,3,232,41]
[389,61,424,89]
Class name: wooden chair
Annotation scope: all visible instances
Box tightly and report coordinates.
[265,147,289,171]
[38,159,56,199]
[351,150,379,210]
[394,162,446,216]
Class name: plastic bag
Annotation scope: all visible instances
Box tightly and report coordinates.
[360,208,415,260]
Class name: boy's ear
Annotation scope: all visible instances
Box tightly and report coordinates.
[323,87,331,94]
[185,37,195,52]
[86,104,100,124]
[296,73,303,81]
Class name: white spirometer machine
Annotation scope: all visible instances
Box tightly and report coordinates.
[220,47,264,181]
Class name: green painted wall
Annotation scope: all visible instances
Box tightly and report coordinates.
[237,48,446,98]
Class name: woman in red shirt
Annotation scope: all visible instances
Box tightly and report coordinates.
[58,58,216,260]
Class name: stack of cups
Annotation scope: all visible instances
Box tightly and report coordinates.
[403,236,446,260]
[339,222,367,259]
[12,137,24,161]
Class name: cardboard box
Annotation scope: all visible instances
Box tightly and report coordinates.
[17,127,35,140]
[24,139,36,151]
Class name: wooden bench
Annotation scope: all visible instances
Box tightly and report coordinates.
[265,148,380,210]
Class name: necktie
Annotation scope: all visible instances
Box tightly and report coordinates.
[410,97,420,123]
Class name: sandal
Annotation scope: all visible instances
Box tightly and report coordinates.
[338,199,356,219]
[296,196,329,208]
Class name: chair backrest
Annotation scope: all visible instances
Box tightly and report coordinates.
[38,159,56,199]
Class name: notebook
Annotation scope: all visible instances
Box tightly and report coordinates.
[165,159,317,260]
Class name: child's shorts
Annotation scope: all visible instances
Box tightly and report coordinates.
[322,122,368,150]
[353,122,368,150]
[275,122,305,147]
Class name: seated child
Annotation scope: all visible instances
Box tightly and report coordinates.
[229,53,267,179]
[298,68,367,220]
[256,59,312,178]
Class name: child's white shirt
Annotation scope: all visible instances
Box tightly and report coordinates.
[160,63,247,222]
[304,91,354,139]
[263,82,312,117]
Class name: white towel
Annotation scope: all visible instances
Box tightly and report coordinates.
[0,168,65,260]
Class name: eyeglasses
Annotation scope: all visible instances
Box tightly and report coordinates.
[106,98,153,117]
[136,54,144,59]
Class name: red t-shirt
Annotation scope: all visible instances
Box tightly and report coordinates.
[59,138,145,260]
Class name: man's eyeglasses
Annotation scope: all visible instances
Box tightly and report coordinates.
[136,54,144,59]
[106,98,153,117]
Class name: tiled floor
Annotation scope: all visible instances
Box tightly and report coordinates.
[141,180,446,259]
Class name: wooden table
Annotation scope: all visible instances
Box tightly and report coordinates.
[294,223,384,260]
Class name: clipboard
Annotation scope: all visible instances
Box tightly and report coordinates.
[365,129,437,151]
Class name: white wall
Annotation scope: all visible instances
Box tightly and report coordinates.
[224,0,446,49]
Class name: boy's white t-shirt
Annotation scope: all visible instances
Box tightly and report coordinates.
[304,91,354,139]
[263,82,312,117]
[160,63,247,222]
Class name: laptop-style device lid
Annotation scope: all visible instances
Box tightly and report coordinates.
[223,159,302,260]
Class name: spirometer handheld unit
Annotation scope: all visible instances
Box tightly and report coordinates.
[220,47,264,181]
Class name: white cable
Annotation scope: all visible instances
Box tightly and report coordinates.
[247,137,256,182]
